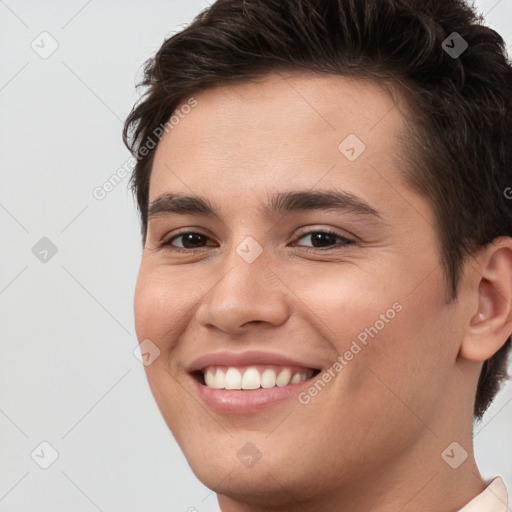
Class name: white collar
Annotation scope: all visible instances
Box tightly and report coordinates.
[458,477,509,512]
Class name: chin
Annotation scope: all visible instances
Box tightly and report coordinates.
[180,435,333,508]
[194,464,311,508]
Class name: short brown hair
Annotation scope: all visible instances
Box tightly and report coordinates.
[123,0,512,420]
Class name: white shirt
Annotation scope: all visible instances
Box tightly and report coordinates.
[214,476,509,511]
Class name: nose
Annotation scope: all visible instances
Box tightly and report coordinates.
[194,243,290,334]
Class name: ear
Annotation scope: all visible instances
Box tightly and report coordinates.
[459,237,512,362]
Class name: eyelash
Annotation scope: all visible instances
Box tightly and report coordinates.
[158,228,355,253]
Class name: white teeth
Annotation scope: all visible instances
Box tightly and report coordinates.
[276,368,292,387]
[225,367,242,389]
[241,367,260,389]
[290,372,302,384]
[261,368,276,388]
[205,368,216,388]
[213,368,225,389]
[202,366,313,390]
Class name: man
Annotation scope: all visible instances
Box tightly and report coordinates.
[123,0,512,510]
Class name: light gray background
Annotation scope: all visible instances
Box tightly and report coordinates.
[1,1,511,511]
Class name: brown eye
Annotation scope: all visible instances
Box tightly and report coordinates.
[158,229,354,252]
[160,232,214,250]
[294,230,354,250]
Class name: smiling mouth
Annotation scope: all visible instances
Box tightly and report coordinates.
[192,365,322,390]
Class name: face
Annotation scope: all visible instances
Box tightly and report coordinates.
[134,72,471,506]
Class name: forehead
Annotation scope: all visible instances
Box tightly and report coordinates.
[149,71,410,209]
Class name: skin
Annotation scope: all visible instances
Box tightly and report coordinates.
[133,71,512,512]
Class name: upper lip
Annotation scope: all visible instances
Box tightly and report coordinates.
[187,350,322,373]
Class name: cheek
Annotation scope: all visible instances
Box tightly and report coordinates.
[133,267,193,432]
[278,262,397,343]
[133,265,188,344]
[289,260,453,403]
[346,288,459,426]
[134,270,162,344]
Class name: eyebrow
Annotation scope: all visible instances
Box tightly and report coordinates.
[147,189,382,221]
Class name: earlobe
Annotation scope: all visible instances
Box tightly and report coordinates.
[460,238,512,362]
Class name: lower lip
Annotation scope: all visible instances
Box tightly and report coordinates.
[190,374,313,414]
